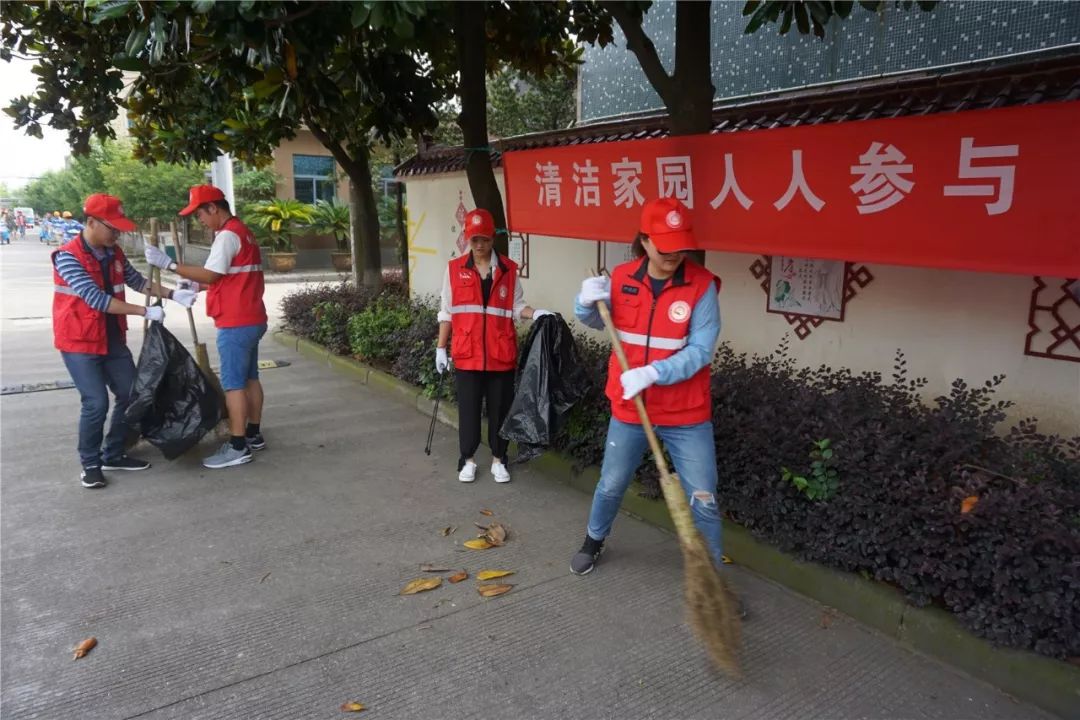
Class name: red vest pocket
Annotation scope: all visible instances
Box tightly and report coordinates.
[451,327,473,359]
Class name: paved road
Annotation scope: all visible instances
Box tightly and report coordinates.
[0,231,1052,719]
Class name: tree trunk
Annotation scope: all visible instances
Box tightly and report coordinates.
[394,151,409,290]
[305,118,382,289]
[454,0,508,256]
[669,0,714,137]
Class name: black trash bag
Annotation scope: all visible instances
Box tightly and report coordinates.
[500,313,590,464]
[125,322,223,460]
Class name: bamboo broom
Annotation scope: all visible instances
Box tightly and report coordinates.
[594,290,742,676]
[170,221,229,421]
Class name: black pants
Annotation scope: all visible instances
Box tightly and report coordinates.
[455,369,515,468]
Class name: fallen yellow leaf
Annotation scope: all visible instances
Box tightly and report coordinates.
[464,538,492,550]
[479,509,494,516]
[441,526,456,537]
[73,637,97,660]
[720,555,733,565]
[476,570,514,581]
[448,570,469,583]
[477,583,514,598]
[960,495,979,514]
[400,577,442,595]
[340,700,366,712]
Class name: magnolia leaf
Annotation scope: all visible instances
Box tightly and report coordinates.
[476,570,514,581]
[419,563,451,573]
[720,555,733,565]
[400,577,442,595]
[73,637,97,660]
[464,538,492,550]
[441,525,456,537]
[340,700,366,712]
[477,583,514,598]
[479,509,494,516]
[960,495,979,514]
[448,571,468,583]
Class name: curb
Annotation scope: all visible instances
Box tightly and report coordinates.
[273,330,1080,718]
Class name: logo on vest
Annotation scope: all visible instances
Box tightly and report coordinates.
[458,270,472,281]
[668,300,691,323]
[498,286,508,300]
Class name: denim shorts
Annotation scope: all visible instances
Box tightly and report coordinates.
[217,324,267,391]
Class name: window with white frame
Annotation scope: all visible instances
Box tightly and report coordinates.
[293,154,337,203]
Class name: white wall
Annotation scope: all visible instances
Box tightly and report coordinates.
[402,171,1080,436]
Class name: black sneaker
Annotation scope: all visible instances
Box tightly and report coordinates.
[570,535,605,575]
[102,454,151,471]
[245,433,266,451]
[80,467,107,489]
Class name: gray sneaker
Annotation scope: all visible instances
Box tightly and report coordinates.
[202,442,253,469]
[570,535,605,575]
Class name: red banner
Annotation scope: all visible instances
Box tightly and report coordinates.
[503,102,1080,277]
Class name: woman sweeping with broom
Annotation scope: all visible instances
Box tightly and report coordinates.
[571,197,725,577]
[572,197,742,673]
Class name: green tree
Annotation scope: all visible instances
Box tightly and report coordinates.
[486,65,577,139]
[3,1,450,288]
[101,142,205,223]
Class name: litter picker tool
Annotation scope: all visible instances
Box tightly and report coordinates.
[593,271,742,676]
[425,369,446,455]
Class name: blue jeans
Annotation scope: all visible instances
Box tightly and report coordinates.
[61,341,137,469]
[587,418,723,566]
[217,324,267,391]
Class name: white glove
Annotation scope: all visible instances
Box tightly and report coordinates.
[532,309,555,319]
[145,245,173,270]
[578,276,611,308]
[144,305,165,323]
[620,364,659,400]
[177,279,201,292]
[435,347,450,374]
[172,288,198,308]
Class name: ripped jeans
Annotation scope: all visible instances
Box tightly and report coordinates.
[586,418,723,567]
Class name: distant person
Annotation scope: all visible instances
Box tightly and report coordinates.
[145,184,268,470]
[2,210,14,244]
[16,211,27,240]
[53,194,197,489]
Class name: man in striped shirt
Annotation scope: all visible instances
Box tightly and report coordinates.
[53,193,197,489]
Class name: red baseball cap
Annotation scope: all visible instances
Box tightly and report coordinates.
[464,208,495,240]
[640,198,697,253]
[83,193,136,232]
[179,184,226,216]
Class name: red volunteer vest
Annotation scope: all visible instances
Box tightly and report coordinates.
[52,236,128,355]
[206,217,267,328]
[606,257,719,426]
[447,252,518,372]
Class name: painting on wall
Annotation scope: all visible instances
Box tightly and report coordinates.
[767,256,847,320]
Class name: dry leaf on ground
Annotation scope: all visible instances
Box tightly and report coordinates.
[464,538,493,550]
[476,570,514,581]
[72,637,97,660]
[720,555,733,565]
[477,583,514,598]
[441,526,456,537]
[419,563,451,573]
[960,495,979,514]
[483,522,508,547]
[820,609,838,629]
[340,701,366,712]
[479,509,494,516]
[400,577,442,595]
[448,571,469,583]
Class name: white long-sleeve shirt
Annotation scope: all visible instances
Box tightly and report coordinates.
[438,251,528,323]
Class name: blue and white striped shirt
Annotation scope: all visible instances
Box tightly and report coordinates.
[54,243,148,312]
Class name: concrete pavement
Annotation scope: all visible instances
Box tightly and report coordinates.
[0,232,1054,719]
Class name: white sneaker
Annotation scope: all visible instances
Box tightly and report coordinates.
[458,460,477,483]
[491,461,511,484]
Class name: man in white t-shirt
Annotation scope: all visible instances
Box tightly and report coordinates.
[145,185,268,469]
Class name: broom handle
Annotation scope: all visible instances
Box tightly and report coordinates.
[144,219,159,332]
[595,298,671,479]
[171,221,200,344]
